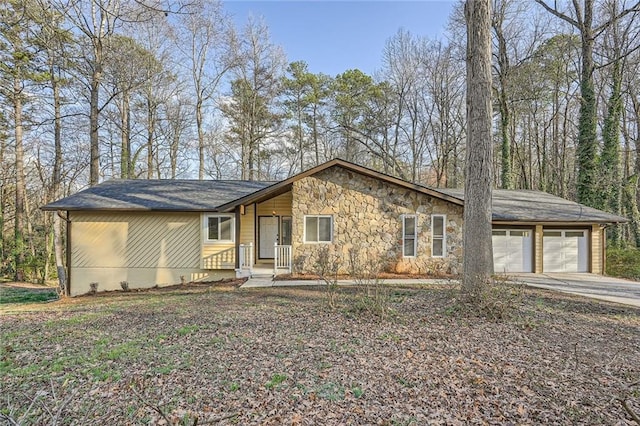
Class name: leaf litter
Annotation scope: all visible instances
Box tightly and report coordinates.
[0,284,638,425]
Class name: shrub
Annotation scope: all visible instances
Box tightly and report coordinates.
[120,281,129,292]
[312,246,341,308]
[606,247,640,281]
[89,282,98,295]
[347,246,391,318]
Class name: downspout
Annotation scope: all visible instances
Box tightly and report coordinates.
[602,224,607,275]
[58,210,71,296]
[234,206,241,270]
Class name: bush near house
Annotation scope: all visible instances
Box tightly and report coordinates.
[606,247,640,281]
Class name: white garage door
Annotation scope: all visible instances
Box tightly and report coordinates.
[492,229,533,273]
[543,230,588,272]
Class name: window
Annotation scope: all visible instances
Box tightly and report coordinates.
[204,214,234,243]
[565,231,585,238]
[431,215,446,257]
[304,215,332,243]
[402,215,417,257]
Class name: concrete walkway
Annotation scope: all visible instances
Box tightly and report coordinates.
[240,276,453,288]
[241,273,640,309]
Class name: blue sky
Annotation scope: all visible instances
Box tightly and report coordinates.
[224,1,456,77]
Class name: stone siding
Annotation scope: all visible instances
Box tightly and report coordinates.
[291,167,464,276]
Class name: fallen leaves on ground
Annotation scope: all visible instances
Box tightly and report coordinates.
[0,284,638,425]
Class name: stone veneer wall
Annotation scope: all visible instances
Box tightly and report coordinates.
[291,167,464,276]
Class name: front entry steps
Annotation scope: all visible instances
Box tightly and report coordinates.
[236,266,274,279]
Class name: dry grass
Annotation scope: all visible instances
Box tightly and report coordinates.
[1,284,639,425]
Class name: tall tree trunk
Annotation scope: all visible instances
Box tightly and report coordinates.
[14,76,26,282]
[600,59,623,245]
[146,98,155,179]
[89,61,102,186]
[51,64,66,294]
[297,95,304,171]
[493,12,512,189]
[196,99,205,180]
[462,0,494,295]
[623,176,640,247]
[120,89,131,178]
[576,15,598,206]
[312,103,319,166]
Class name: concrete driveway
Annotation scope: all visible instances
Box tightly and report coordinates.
[513,273,640,308]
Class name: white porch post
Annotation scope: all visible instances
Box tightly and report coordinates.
[273,240,278,276]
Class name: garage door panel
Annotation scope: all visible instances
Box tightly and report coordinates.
[543,230,588,273]
[543,234,563,272]
[492,229,533,273]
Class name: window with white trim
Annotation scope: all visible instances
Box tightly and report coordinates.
[402,215,417,257]
[304,215,332,243]
[431,214,446,257]
[204,214,235,243]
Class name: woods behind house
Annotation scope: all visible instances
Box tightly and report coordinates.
[1,0,639,282]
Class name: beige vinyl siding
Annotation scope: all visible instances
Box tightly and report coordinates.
[240,204,256,246]
[534,225,543,273]
[591,224,603,274]
[72,212,200,268]
[70,211,233,296]
[256,191,292,216]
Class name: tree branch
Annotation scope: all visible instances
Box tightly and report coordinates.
[129,383,172,424]
[533,0,580,28]
[594,1,640,35]
[619,398,640,425]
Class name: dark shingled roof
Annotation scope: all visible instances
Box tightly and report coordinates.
[42,179,273,212]
[41,161,628,225]
[439,188,628,223]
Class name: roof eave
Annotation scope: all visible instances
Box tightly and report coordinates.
[40,206,223,213]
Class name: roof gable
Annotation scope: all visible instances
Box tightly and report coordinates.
[215,159,464,211]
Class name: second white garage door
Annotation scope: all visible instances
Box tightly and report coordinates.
[492,229,533,273]
[543,230,588,272]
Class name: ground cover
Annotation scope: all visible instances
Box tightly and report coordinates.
[607,248,640,281]
[1,283,639,425]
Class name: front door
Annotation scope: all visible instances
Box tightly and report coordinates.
[259,216,279,259]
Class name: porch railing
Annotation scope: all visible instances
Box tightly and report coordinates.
[274,243,292,276]
[238,242,253,275]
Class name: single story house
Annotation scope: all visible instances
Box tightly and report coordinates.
[42,159,627,296]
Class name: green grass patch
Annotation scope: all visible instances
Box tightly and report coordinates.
[265,373,287,389]
[102,342,140,361]
[351,386,364,398]
[177,325,199,336]
[606,247,640,281]
[0,287,58,304]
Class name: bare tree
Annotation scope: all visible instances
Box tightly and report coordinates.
[174,0,234,180]
[534,0,640,206]
[222,17,286,180]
